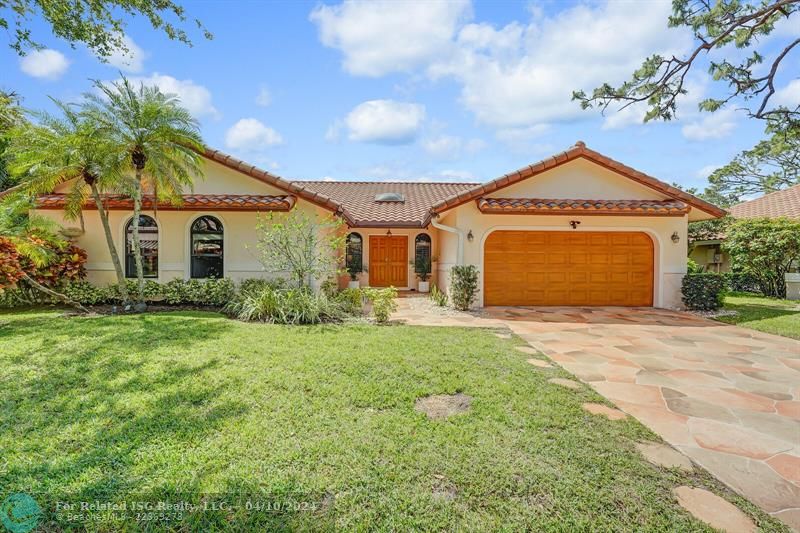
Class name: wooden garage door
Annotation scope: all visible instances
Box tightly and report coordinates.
[484,231,653,306]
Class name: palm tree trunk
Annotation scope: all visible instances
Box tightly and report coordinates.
[131,172,146,305]
[89,182,129,304]
[20,272,88,313]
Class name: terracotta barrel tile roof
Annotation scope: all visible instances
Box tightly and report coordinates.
[36,194,296,211]
[729,184,800,219]
[293,181,477,227]
[477,198,691,216]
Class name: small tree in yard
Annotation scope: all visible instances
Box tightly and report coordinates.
[253,210,345,288]
[450,265,479,311]
[724,217,800,298]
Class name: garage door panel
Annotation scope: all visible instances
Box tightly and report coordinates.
[484,231,653,307]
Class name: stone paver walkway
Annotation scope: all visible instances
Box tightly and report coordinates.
[393,299,800,530]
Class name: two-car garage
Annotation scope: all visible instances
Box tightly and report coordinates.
[483,230,654,307]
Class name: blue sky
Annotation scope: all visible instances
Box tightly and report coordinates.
[2,0,797,190]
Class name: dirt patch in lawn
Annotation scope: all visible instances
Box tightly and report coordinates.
[415,393,472,420]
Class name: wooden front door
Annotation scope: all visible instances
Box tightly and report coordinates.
[484,231,654,306]
[369,235,408,287]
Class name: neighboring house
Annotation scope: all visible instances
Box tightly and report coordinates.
[689,183,800,272]
[25,141,724,309]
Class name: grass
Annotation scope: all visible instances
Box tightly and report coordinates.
[716,292,800,339]
[0,309,786,531]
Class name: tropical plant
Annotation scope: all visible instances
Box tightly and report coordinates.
[0,90,25,191]
[252,209,345,288]
[0,199,87,311]
[723,217,800,298]
[363,286,397,324]
[429,284,448,307]
[83,76,204,307]
[225,285,349,325]
[415,255,431,282]
[687,258,704,274]
[7,99,132,302]
[450,265,479,311]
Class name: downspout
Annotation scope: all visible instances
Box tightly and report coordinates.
[430,213,465,266]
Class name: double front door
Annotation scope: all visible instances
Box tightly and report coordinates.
[369,235,408,287]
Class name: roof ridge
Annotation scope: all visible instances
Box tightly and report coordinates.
[293,180,480,185]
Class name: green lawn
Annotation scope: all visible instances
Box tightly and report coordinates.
[716,292,800,339]
[0,310,784,531]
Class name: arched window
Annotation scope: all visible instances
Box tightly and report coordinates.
[191,216,224,279]
[125,215,158,278]
[414,233,432,274]
[345,232,363,275]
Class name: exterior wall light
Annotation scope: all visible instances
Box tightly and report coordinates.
[467,230,474,242]
[671,231,680,243]
[386,229,392,236]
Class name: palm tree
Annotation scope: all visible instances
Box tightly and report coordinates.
[83,76,203,307]
[0,196,88,313]
[7,100,132,304]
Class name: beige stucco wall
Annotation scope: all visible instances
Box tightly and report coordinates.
[689,243,730,273]
[340,227,439,291]
[435,158,692,309]
[39,158,331,285]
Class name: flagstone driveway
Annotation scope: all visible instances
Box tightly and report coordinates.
[394,300,800,530]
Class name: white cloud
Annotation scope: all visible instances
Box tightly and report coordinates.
[310,0,471,76]
[681,108,738,141]
[106,36,145,72]
[602,102,650,130]
[312,0,691,130]
[773,79,800,108]
[19,49,70,80]
[124,73,220,118]
[695,164,722,179]
[256,86,272,107]
[422,134,486,158]
[225,118,284,151]
[344,100,426,144]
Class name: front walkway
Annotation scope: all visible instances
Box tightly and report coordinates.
[393,299,800,529]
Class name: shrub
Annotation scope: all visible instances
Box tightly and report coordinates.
[0,237,23,291]
[336,287,364,315]
[163,278,235,306]
[238,277,285,296]
[450,265,479,311]
[21,239,87,287]
[725,272,761,294]
[429,284,448,307]
[225,285,347,324]
[363,287,397,324]
[687,258,704,274]
[63,281,111,305]
[724,217,800,298]
[681,273,727,311]
[108,279,162,302]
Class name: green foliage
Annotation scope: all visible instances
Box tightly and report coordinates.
[252,210,345,288]
[0,237,23,290]
[681,273,727,311]
[1,0,211,57]
[162,278,235,306]
[63,280,111,305]
[336,287,364,315]
[363,287,398,324]
[449,265,479,311]
[723,217,800,298]
[687,258,704,274]
[724,272,761,294]
[429,284,448,307]
[238,277,286,295]
[225,285,349,325]
[688,217,731,243]
[414,255,431,282]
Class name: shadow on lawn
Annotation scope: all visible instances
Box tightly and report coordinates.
[0,312,321,529]
[719,303,800,323]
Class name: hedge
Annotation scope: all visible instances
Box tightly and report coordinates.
[681,273,727,311]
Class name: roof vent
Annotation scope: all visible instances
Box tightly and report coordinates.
[375,192,405,202]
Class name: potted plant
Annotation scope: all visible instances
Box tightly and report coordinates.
[346,264,361,289]
[415,256,431,293]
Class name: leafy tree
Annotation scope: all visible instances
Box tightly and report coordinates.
[1,0,211,58]
[0,90,24,191]
[723,217,800,297]
[253,210,345,289]
[7,99,131,303]
[0,196,88,312]
[707,124,798,200]
[574,0,799,200]
[83,76,203,307]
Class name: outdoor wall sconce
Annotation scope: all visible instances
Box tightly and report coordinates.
[386,229,393,236]
[671,231,680,243]
[467,230,474,242]
[569,220,581,229]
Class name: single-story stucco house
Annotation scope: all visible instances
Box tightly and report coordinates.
[30,141,725,309]
[690,183,800,273]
